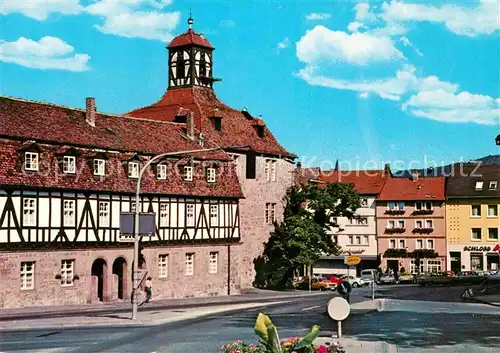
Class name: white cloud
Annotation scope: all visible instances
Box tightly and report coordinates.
[0,0,83,20]
[277,37,290,51]
[86,0,180,41]
[220,19,236,28]
[399,36,423,56]
[0,36,90,71]
[305,13,332,21]
[347,21,365,33]
[296,25,404,66]
[381,0,500,37]
[353,3,377,23]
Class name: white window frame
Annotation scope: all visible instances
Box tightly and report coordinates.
[24,152,39,171]
[487,205,498,217]
[415,220,423,229]
[489,181,498,190]
[475,181,483,190]
[207,167,216,183]
[397,202,405,210]
[264,159,270,181]
[98,201,110,227]
[471,205,481,217]
[209,252,218,274]
[270,160,276,182]
[93,159,105,176]
[63,156,76,174]
[158,254,168,278]
[471,228,482,241]
[363,236,369,245]
[398,239,405,249]
[425,219,434,229]
[360,198,368,207]
[488,228,499,241]
[23,198,36,227]
[209,204,218,226]
[265,203,276,224]
[426,239,434,249]
[184,166,193,181]
[160,203,169,227]
[186,204,195,227]
[427,260,442,273]
[388,202,395,210]
[397,220,405,228]
[416,239,423,249]
[157,164,167,180]
[61,259,74,286]
[63,200,75,227]
[128,162,139,178]
[389,239,396,249]
[185,253,194,276]
[387,220,395,229]
[355,235,361,245]
[20,261,35,290]
[348,235,353,245]
[416,202,432,211]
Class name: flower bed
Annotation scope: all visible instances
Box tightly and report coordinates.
[220,313,346,353]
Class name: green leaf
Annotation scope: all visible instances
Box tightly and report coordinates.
[254,313,272,341]
[266,324,282,353]
[294,325,320,349]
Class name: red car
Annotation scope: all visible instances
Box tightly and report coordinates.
[328,275,343,285]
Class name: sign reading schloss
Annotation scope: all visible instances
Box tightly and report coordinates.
[463,246,492,252]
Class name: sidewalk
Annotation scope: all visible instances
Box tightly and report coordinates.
[0,289,327,321]
[314,337,393,353]
[0,300,291,330]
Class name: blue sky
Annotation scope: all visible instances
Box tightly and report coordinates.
[1,0,499,171]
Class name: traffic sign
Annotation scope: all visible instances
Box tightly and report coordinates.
[337,280,352,296]
[344,256,361,266]
[326,297,350,321]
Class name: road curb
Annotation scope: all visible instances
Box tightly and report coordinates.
[0,292,329,322]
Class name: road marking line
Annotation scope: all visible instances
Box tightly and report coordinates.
[302,305,320,311]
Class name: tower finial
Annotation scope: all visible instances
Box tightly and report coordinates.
[188,10,194,29]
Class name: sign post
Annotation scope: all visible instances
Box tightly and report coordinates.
[326,297,350,338]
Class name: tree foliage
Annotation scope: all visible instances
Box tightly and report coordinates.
[253,182,361,290]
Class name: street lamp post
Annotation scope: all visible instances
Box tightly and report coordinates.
[131,147,222,320]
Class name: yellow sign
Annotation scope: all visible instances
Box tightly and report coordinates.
[344,256,361,266]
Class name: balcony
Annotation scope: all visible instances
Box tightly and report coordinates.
[385,209,405,215]
[385,227,406,234]
[412,209,434,215]
[413,227,434,234]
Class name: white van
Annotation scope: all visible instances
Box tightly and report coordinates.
[360,269,378,284]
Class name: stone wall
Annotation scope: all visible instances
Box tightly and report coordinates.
[0,243,242,308]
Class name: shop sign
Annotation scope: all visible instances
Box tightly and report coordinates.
[344,256,361,266]
[493,245,500,252]
[463,246,491,252]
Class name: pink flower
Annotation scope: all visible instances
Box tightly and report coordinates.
[317,345,328,353]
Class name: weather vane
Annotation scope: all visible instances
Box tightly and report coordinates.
[188,9,194,29]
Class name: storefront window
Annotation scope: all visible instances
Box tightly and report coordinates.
[470,253,483,271]
[486,254,499,271]
[427,260,442,273]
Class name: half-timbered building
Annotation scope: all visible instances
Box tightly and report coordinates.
[0,94,243,308]
[127,17,297,287]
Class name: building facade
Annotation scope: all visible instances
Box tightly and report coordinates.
[0,94,244,308]
[126,19,296,288]
[446,164,500,273]
[377,175,447,274]
[312,168,390,276]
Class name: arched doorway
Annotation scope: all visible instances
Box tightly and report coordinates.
[91,258,108,302]
[112,257,128,300]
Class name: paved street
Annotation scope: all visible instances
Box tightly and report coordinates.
[1,285,500,352]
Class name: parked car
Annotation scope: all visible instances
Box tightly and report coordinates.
[341,275,366,288]
[417,272,453,286]
[328,275,344,285]
[398,273,415,284]
[378,274,398,284]
[311,278,337,291]
[360,269,378,285]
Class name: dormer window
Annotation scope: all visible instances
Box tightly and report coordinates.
[184,166,193,181]
[128,162,139,178]
[93,159,105,176]
[475,181,483,190]
[157,164,167,180]
[207,168,216,183]
[211,117,222,131]
[489,181,497,190]
[63,156,76,174]
[24,152,39,171]
[256,126,265,138]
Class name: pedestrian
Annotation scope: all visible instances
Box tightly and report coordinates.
[144,277,152,303]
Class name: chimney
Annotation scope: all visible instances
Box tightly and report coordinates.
[410,170,420,182]
[85,97,96,127]
[186,111,195,140]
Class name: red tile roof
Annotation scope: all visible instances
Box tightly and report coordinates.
[167,28,214,49]
[318,170,389,195]
[0,96,242,198]
[126,87,296,158]
[378,177,445,201]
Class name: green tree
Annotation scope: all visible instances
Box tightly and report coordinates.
[254,182,360,290]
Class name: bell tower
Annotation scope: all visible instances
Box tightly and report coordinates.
[167,15,219,89]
